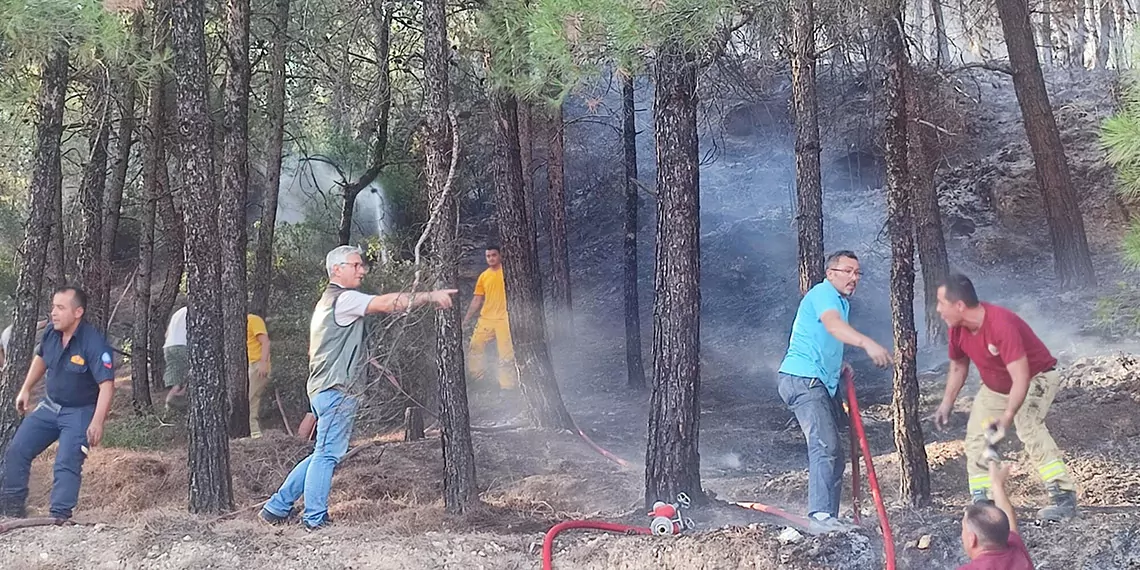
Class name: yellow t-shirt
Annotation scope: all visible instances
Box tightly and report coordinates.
[474,267,508,321]
[246,314,268,364]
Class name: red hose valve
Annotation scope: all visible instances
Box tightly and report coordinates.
[647,493,695,535]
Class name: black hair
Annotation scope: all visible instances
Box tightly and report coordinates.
[53,286,88,310]
[939,273,980,307]
[485,245,501,253]
[826,250,858,268]
[964,503,1010,548]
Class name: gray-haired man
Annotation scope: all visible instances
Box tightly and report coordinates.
[260,246,455,530]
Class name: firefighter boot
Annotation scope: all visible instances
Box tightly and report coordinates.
[0,495,26,519]
[1037,484,1078,522]
[970,490,993,506]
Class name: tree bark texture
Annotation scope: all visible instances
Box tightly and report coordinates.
[171,0,234,514]
[102,16,143,320]
[335,2,392,247]
[621,76,645,390]
[547,105,573,334]
[150,163,183,394]
[995,0,1097,288]
[883,6,931,506]
[518,102,539,260]
[77,70,112,330]
[930,0,950,66]
[249,0,290,317]
[424,0,476,514]
[1039,0,1055,66]
[1095,0,1112,69]
[0,44,69,462]
[133,47,168,415]
[491,95,575,430]
[221,0,252,438]
[1071,0,1088,66]
[906,71,949,345]
[48,165,65,291]
[644,47,705,509]
[790,0,825,296]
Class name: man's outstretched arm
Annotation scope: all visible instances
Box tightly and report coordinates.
[820,310,892,367]
[367,290,458,315]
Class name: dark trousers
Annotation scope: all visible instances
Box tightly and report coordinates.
[778,373,845,518]
[0,399,95,519]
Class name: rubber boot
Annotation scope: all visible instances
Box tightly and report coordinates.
[1037,484,1078,522]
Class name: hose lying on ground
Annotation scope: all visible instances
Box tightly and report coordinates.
[542,520,652,570]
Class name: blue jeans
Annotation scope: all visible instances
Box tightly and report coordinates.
[778,373,844,518]
[0,399,95,519]
[265,388,358,526]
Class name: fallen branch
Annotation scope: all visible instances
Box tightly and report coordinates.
[0,517,69,535]
[273,387,294,437]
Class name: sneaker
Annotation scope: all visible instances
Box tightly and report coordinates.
[971,490,994,505]
[303,516,333,531]
[259,507,296,526]
[807,512,849,533]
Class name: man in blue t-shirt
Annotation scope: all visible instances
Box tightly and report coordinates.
[778,250,892,530]
[0,287,115,521]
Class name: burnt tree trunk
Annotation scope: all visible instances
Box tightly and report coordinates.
[621,75,645,390]
[335,2,392,247]
[996,0,1097,288]
[883,5,931,506]
[249,0,290,317]
[171,0,234,513]
[77,70,112,330]
[491,95,574,430]
[48,150,66,290]
[0,44,69,461]
[790,0,824,295]
[424,0,476,512]
[103,16,143,319]
[645,46,705,509]
[150,164,183,394]
[1071,0,1088,66]
[221,0,252,438]
[518,102,539,260]
[133,27,169,414]
[906,71,949,345]
[931,0,950,66]
[547,105,573,335]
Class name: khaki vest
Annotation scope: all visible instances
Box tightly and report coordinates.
[306,284,368,397]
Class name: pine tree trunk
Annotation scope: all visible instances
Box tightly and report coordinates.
[791,0,825,296]
[931,0,950,66]
[1096,0,1112,69]
[1040,0,1054,66]
[490,95,574,430]
[1111,0,1128,69]
[996,0,1097,288]
[883,4,931,506]
[150,167,183,394]
[221,0,252,439]
[0,44,69,461]
[48,151,66,291]
[249,0,290,317]
[621,75,645,390]
[103,17,142,320]
[906,71,949,345]
[644,46,705,509]
[518,102,539,260]
[547,105,573,338]
[77,70,112,330]
[336,4,392,247]
[133,45,167,415]
[171,0,234,514]
[1072,0,1088,66]
[424,0,476,512]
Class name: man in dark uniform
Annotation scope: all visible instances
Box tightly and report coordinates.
[0,287,115,520]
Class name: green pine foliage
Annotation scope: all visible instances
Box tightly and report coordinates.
[1102,46,1140,269]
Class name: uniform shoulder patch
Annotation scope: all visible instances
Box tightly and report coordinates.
[102,352,113,369]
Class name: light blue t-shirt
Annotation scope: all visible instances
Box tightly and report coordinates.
[778,280,850,396]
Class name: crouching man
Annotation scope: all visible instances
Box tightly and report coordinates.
[0,287,115,520]
[259,246,456,530]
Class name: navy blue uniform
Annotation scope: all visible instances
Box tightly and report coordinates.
[0,320,114,519]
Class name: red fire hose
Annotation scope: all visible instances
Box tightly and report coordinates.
[844,371,896,570]
[542,520,652,570]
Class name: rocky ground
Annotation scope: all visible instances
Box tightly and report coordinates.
[3,67,1140,568]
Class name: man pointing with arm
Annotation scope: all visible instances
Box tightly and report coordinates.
[777,250,892,530]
